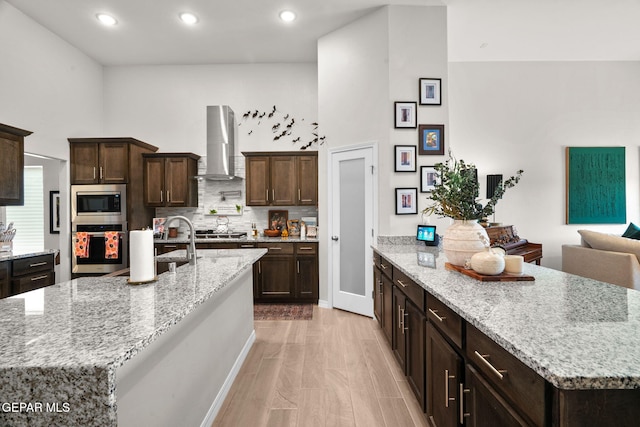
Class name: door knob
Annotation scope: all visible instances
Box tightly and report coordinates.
[331,236,339,241]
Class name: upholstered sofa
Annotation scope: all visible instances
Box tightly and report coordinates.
[562,229,640,290]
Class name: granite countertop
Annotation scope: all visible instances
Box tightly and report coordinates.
[0,249,58,261]
[372,242,640,391]
[0,248,266,426]
[155,236,319,244]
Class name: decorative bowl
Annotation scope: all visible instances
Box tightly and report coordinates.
[263,229,281,237]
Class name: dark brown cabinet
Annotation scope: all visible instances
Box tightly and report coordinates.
[243,151,317,206]
[143,153,199,208]
[11,254,55,296]
[254,242,318,303]
[69,140,129,184]
[0,261,10,298]
[392,286,408,372]
[0,123,31,206]
[373,253,395,345]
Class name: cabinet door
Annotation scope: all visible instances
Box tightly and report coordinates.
[245,156,270,206]
[382,274,394,344]
[464,364,528,427]
[0,131,24,205]
[392,286,407,373]
[99,143,129,183]
[297,155,317,205]
[0,261,10,299]
[165,157,191,207]
[256,256,295,300]
[296,255,318,300]
[143,157,166,207]
[270,156,296,205]
[406,300,426,410]
[70,143,100,184]
[373,266,383,325]
[427,323,463,427]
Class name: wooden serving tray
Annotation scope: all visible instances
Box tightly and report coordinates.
[445,262,534,282]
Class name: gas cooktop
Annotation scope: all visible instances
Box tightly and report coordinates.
[192,230,247,239]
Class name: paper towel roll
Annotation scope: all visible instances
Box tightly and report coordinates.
[130,230,155,283]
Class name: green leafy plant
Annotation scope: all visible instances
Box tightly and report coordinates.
[423,153,523,220]
[235,204,242,213]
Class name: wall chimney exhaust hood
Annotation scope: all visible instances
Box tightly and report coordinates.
[198,105,242,181]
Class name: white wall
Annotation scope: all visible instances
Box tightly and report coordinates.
[0,1,104,281]
[448,61,640,269]
[103,63,318,154]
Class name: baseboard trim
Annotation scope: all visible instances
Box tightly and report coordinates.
[318,299,330,309]
[200,329,256,427]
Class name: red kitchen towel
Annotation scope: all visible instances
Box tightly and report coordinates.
[75,232,90,258]
[105,231,119,259]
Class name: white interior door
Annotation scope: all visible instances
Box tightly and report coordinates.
[330,145,375,317]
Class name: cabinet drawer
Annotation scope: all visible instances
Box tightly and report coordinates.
[427,293,463,349]
[12,255,54,277]
[392,268,425,311]
[374,252,381,268]
[296,243,317,255]
[12,271,55,295]
[258,243,294,254]
[156,243,187,254]
[466,324,545,426]
[238,242,257,249]
[379,255,392,279]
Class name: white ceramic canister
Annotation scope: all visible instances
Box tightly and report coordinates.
[470,247,505,275]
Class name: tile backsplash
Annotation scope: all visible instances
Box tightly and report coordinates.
[156,156,318,234]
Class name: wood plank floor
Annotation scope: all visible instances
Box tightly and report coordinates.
[212,306,430,427]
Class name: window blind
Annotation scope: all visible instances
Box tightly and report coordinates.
[6,166,44,252]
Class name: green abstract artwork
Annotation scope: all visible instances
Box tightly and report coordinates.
[565,147,626,224]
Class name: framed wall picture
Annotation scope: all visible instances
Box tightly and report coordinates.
[49,191,61,234]
[418,124,445,155]
[395,188,418,215]
[394,101,417,128]
[420,166,440,192]
[394,145,417,172]
[419,78,442,105]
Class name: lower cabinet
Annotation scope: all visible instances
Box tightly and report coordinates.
[10,254,55,296]
[254,242,318,303]
[1,261,10,298]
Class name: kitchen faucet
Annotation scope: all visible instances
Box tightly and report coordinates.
[163,216,197,265]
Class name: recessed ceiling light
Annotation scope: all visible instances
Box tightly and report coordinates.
[279,10,296,22]
[96,13,117,26]
[179,12,198,25]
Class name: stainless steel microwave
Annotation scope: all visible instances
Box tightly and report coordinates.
[71,184,127,225]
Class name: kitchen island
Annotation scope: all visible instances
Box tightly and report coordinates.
[0,248,266,427]
[373,241,640,426]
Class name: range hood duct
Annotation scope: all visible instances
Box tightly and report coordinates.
[200,105,242,181]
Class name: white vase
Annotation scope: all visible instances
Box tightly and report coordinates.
[470,248,505,275]
[442,220,490,266]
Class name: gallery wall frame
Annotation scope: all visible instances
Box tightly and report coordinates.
[565,146,626,224]
[419,78,442,106]
[49,191,60,234]
[395,187,418,215]
[420,166,440,192]
[394,102,417,129]
[394,145,417,172]
[418,124,445,155]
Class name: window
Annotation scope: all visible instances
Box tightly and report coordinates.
[6,166,44,252]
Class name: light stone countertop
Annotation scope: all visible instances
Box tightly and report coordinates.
[0,248,266,426]
[155,236,319,244]
[0,249,58,261]
[373,242,640,391]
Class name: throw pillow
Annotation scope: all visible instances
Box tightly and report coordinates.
[578,229,640,262]
[622,222,640,240]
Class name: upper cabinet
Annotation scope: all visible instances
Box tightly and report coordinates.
[69,138,158,185]
[142,153,200,208]
[0,123,32,206]
[243,151,317,207]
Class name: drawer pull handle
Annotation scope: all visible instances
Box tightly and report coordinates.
[31,275,48,282]
[240,245,254,248]
[403,310,409,333]
[428,308,446,322]
[269,247,282,251]
[396,279,407,288]
[380,263,388,270]
[398,305,402,331]
[299,247,313,250]
[445,369,456,407]
[459,383,471,423]
[474,351,507,380]
[29,262,48,268]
